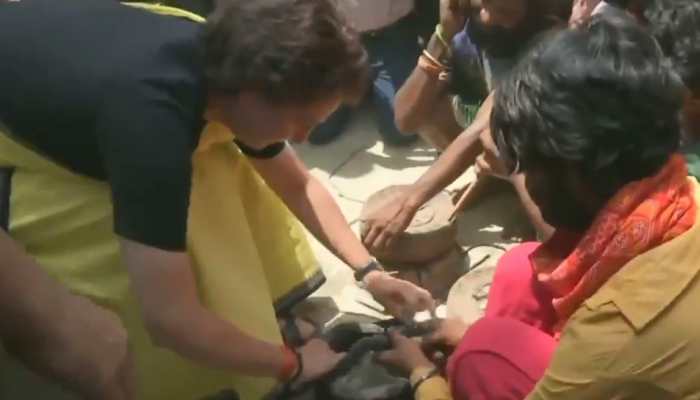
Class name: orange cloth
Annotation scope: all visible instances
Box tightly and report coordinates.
[531,154,697,326]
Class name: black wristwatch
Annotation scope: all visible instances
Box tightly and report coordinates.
[354,258,385,284]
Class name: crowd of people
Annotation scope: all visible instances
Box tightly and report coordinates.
[1,0,699,399]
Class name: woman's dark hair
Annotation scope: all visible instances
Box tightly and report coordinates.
[203,0,369,104]
[491,13,684,200]
[606,0,632,7]
[645,0,700,95]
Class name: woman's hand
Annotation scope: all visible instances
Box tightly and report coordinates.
[296,339,345,384]
[365,271,435,321]
[377,331,435,374]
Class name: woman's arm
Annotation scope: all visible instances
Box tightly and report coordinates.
[249,146,435,318]
[119,238,343,384]
[120,240,287,374]
[120,238,346,382]
[249,146,374,270]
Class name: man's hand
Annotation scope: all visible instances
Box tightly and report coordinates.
[361,189,419,253]
[4,294,135,400]
[569,0,601,27]
[425,317,469,348]
[377,331,434,374]
[61,302,135,400]
[440,0,471,40]
[364,271,435,320]
[296,339,345,384]
[474,127,510,180]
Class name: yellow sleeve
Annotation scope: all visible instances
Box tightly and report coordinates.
[526,304,632,400]
[410,367,453,400]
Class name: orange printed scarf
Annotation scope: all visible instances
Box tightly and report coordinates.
[531,154,697,326]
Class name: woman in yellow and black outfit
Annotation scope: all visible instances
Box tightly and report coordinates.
[0,0,434,399]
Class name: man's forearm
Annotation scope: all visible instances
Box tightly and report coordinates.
[407,125,482,209]
[0,231,72,342]
[5,293,133,400]
[405,93,494,210]
[394,36,452,134]
[0,230,132,399]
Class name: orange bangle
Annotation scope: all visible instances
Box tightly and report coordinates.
[418,55,444,76]
[422,49,449,70]
[278,345,300,382]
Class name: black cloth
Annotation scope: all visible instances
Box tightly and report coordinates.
[267,321,433,400]
[0,168,12,231]
[234,139,287,159]
[0,0,283,251]
[158,0,215,18]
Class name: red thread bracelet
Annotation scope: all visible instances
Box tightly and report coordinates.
[278,345,299,382]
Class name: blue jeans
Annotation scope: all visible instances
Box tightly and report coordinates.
[309,10,437,146]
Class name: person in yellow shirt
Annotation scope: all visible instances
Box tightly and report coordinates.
[379,12,700,400]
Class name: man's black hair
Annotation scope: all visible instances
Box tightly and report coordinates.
[606,0,632,8]
[466,0,563,58]
[491,13,685,200]
[645,0,700,95]
[451,0,564,100]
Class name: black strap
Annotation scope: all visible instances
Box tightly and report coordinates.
[411,366,440,395]
[0,167,13,230]
[281,317,304,348]
[234,139,286,159]
[353,258,384,282]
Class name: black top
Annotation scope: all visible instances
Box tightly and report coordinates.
[0,0,283,251]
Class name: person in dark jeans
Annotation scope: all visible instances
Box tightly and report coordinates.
[309,2,438,146]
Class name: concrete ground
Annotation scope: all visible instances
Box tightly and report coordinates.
[294,110,533,327]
